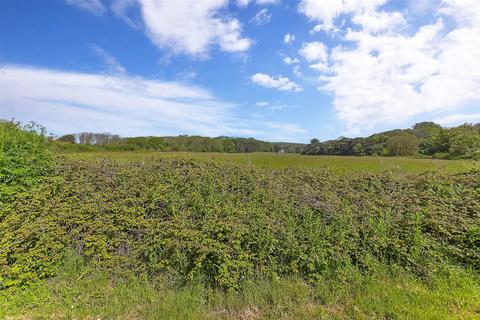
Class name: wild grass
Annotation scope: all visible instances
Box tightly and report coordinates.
[1,254,479,319]
[63,151,477,173]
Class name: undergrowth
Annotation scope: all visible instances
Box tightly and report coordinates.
[1,158,479,291]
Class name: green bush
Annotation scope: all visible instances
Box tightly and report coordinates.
[0,120,53,200]
[1,157,478,290]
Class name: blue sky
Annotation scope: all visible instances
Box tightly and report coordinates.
[1,0,479,142]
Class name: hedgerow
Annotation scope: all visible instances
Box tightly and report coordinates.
[1,157,478,291]
[0,120,53,201]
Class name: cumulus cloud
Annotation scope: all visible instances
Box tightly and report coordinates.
[299,0,480,134]
[72,0,252,57]
[64,0,106,15]
[251,73,302,92]
[351,10,406,33]
[283,57,299,65]
[299,41,328,62]
[299,0,386,29]
[139,0,251,57]
[284,33,295,44]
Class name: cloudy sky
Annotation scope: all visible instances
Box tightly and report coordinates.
[1,0,479,142]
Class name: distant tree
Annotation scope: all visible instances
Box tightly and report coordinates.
[386,134,419,156]
[58,134,75,143]
[447,124,480,158]
[413,122,442,139]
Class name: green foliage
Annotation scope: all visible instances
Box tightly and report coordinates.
[55,134,302,153]
[304,122,480,159]
[1,157,478,291]
[448,124,480,158]
[385,133,418,156]
[0,120,53,200]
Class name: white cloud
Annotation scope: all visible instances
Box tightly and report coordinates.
[139,0,251,57]
[91,45,126,74]
[292,65,302,77]
[351,10,406,33]
[257,0,279,4]
[310,23,339,34]
[1,65,305,141]
[298,0,386,29]
[0,65,237,137]
[299,1,480,134]
[284,33,295,44]
[439,0,480,27]
[256,101,287,110]
[74,0,251,57]
[434,113,480,126]
[65,0,106,15]
[309,62,329,73]
[299,41,328,62]
[111,0,141,29]
[283,57,299,65]
[237,0,279,7]
[251,73,302,92]
[251,8,271,25]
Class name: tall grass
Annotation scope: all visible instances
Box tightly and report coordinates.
[1,253,479,319]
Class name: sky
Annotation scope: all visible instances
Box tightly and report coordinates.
[1,0,479,142]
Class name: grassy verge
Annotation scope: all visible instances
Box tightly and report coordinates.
[2,254,479,319]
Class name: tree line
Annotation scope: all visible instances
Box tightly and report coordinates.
[303,122,480,159]
[57,133,305,153]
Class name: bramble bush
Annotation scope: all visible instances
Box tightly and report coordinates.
[1,156,478,290]
[0,120,53,201]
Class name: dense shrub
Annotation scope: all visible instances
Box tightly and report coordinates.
[1,157,478,290]
[0,120,53,201]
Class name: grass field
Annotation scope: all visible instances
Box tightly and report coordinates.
[63,151,477,173]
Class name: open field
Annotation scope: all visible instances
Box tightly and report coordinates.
[63,151,478,173]
[2,122,480,319]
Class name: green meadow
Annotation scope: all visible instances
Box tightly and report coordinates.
[64,151,477,173]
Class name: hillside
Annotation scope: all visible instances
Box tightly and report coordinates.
[303,122,480,159]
